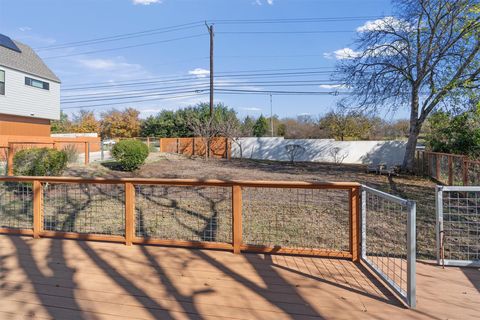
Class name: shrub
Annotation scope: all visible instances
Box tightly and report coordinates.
[111,139,149,171]
[62,144,79,164]
[14,148,68,176]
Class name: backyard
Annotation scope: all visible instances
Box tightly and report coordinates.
[56,152,439,260]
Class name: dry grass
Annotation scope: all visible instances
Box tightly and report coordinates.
[0,152,438,259]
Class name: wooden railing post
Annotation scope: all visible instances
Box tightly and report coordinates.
[350,186,360,262]
[33,180,42,239]
[125,182,135,246]
[7,143,14,176]
[125,183,135,245]
[232,185,242,254]
[146,137,150,149]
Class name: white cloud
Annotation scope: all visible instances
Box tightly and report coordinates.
[19,26,32,32]
[132,0,162,5]
[79,58,143,71]
[325,48,361,60]
[242,107,262,112]
[188,68,210,78]
[253,0,274,5]
[319,84,348,90]
[357,16,411,33]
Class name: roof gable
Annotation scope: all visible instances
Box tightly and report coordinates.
[0,34,60,83]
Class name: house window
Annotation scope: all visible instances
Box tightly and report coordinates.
[0,70,5,95]
[25,77,49,90]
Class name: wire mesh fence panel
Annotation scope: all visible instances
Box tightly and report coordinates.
[467,161,480,186]
[362,185,416,308]
[453,157,465,186]
[0,148,7,175]
[439,155,450,185]
[135,185,232,243]
[242,187,350,252]
[43,183,125,236]
[0,182,33,229]
[436,186,480,266]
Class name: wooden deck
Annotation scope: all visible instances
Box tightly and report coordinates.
[0,235,478,320]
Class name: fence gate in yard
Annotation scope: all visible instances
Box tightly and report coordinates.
[361,185,416,308]
[436,186,480,267]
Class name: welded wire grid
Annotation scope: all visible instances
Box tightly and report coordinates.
[135,185,232,243]
[441,190,480,262]
[363,190,408,296]
[43,183,125,235]
[242,187,350,251]
[0,182,33,229]
[467,161,480,186]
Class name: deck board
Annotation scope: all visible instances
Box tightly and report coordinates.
[0,235,478,319]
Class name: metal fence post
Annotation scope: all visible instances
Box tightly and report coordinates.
[350,187,360,262]
[435,186,443,265]
[361,188,367,259]
[407,200,416,309]
[232,185,242,254]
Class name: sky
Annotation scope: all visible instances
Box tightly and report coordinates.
[0,0,404,120]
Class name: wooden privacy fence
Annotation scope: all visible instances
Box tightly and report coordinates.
[415,150,480,186]
[5,141,92,176]
[160,137,231,159]
[0,176,360,261]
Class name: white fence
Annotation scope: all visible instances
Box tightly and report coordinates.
[436,186,480,267]
[232,137,406,166]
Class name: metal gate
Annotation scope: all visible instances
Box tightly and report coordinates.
[361,185,416,308]
[436,186,480,267]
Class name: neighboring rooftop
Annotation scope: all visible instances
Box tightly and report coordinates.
[0,33,60,83]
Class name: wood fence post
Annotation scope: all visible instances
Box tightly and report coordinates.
[33,180,43,239]
[350,186,360,262]
[448,156,453,186]
[192,137,196,156]
[147,137,150,149]
[84,142,89,165]
[7,143,14,176]
[232,185,242,254]
[125,182,135,246]
[463,160,469,186]
[176,138,179,154]
[436,155,440,181]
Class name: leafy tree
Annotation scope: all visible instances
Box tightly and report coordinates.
[319,108,373,141]
[51,111,72,133]
[100,108,141,138]
[253,115,269,137]
[336,0,480,170]
[140,110,176,137]
[425,108,480,158]
[71,110,99,134]
[241,116,256,136]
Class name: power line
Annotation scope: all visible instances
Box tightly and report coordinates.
[62,67,335,89]
[217,30,353,34]
[210,16,384,24]
[61,92,208,110]
[35,22,204,51]
[42,34,207,59]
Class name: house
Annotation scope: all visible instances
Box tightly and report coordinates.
[0,33,60,137]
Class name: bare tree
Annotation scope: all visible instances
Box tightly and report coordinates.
[285,144,306,164]
[217,113,245,158]
[336,0,480,171]
[329,147,349,164]
[187,116,219,160]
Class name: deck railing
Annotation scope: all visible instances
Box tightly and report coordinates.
[0,176,361,260]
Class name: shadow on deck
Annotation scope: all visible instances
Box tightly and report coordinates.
[0,235,478,320]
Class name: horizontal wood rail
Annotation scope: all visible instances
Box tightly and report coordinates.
[0,176,360,261]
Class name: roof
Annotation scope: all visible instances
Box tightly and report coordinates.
[0,34,60,83]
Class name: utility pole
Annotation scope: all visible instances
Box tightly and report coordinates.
[270,93,274,137]
[206,22,214,117]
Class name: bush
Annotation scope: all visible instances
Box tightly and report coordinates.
[111,139,149,171]
[62,144,79,164]
[14,148,68,176]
